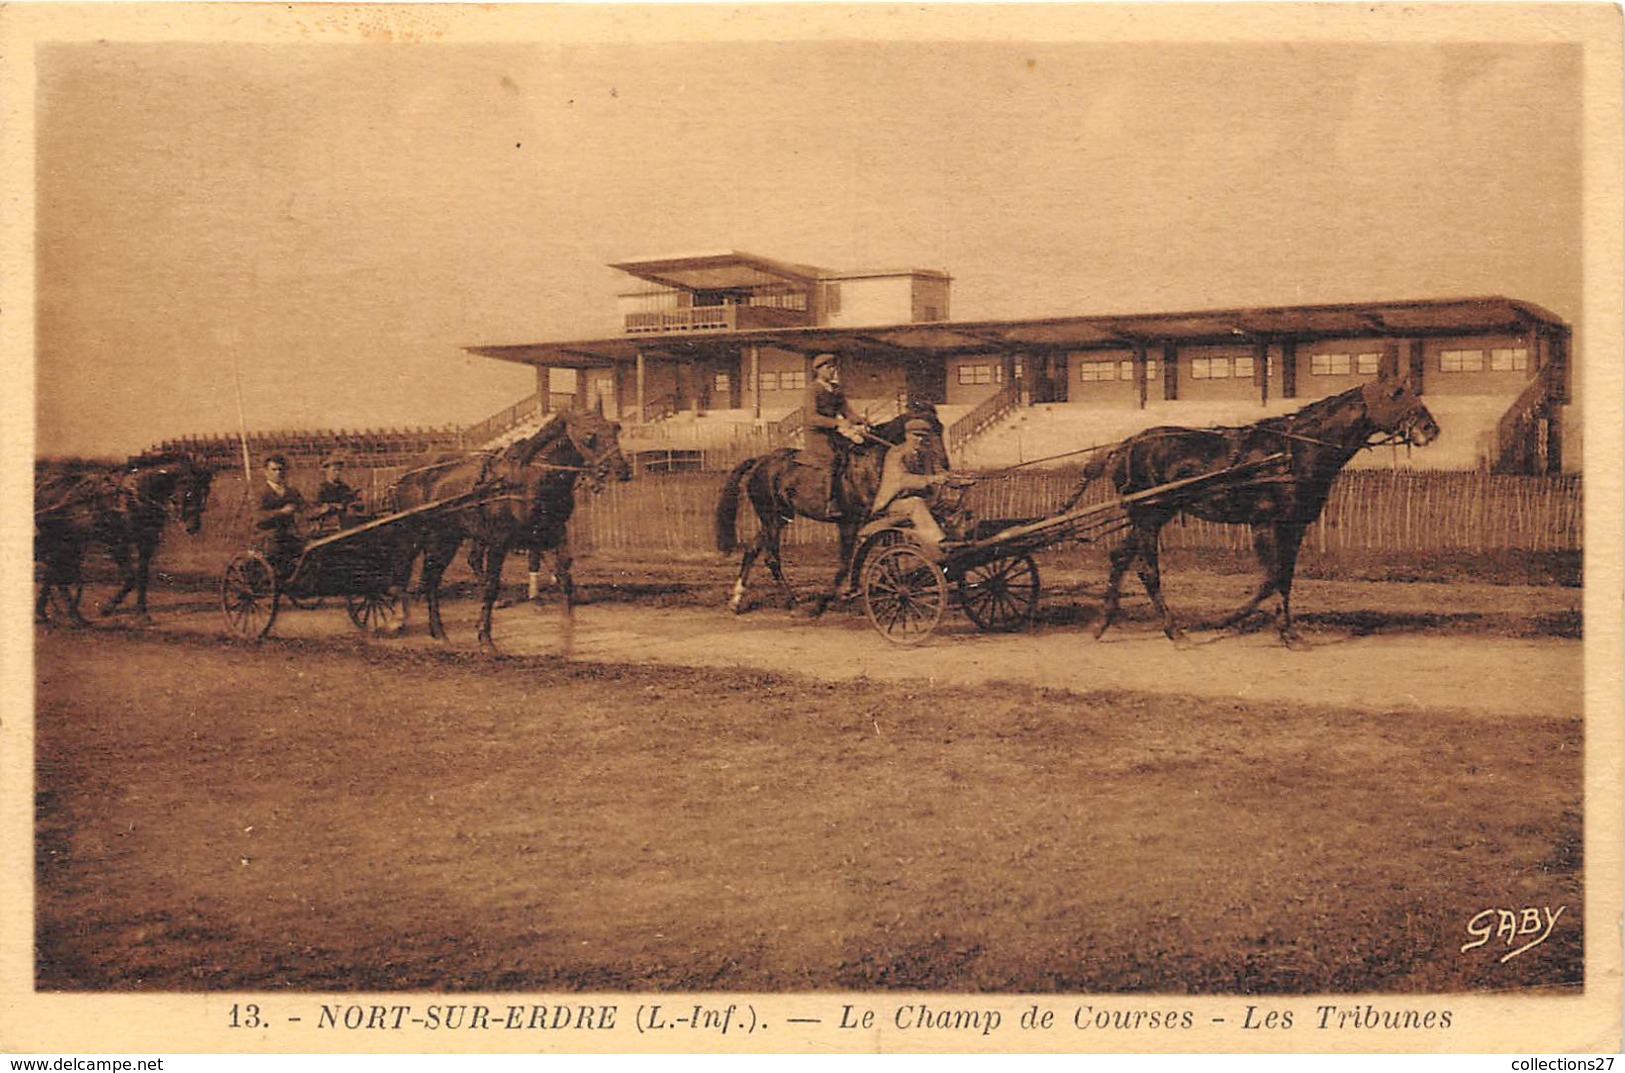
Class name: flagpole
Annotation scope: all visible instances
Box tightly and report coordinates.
[228,324,252,486]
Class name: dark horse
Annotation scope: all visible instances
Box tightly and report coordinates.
[1070,376,1439,648]
[390,408,631,650]
[34,453,215,625]
[715,404,947,615]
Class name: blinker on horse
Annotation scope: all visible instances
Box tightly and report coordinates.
[715,404,948,616]
[1073,376,1439,648]
[390,408,631,651]
[34,454,215,626]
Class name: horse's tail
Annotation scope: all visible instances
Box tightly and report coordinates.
[715,457,761,554]
[1060,443,1120,512]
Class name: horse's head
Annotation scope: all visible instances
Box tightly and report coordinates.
[561,409,632,492]
[174,462,215,534]
[1359,376,1440,449]
[130,455,214,534]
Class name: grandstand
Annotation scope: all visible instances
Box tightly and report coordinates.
[142,424,469,471]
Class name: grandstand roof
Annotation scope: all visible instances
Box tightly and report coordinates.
[467,296,1569,370]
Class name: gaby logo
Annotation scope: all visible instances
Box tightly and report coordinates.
[1460,905,1566,963]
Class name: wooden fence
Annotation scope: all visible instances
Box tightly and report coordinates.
[170,467,1581,578]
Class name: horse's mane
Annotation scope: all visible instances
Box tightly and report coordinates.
[508,412,569,468]
[125,451,201,471]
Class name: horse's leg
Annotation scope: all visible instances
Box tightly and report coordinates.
[475,542,509,653]
[1092,531,1140,640]
[1207,523,1281,631]
[762,523,799,612]
[99,542,135,616]
[811,523,857,617]
[131,536,157,624]
[1273,522,1311,650]
[729,539,763,614]
[420,538,457,641]
[552,545,575,654]
[528,546,547,603]
[1132,525,1185,644]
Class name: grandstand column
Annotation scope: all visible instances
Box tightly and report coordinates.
[1408,339,1426,393]
[1161,343,1179,401]
[535,366,552,413]
[1133,342,1148,409]
[748,346,761,420]
[1281,340,1299,398]
[1380,340,1403,380]
[635,351,646,423]
[1255,341,1270,405]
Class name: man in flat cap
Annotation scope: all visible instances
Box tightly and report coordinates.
[870,416,950,560]
[311,453,363,533]
[801,352,868,518]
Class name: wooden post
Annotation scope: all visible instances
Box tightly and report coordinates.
[1162,343,1179,401]
[536,365,551,414]
[1281,340,1298,399]
[1254,341,1269,406]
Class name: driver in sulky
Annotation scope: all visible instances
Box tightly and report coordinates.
[869,416,951,561]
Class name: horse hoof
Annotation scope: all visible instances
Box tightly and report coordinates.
[1282,632,1311,652]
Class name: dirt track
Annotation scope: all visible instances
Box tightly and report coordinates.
[140,577,1582,719]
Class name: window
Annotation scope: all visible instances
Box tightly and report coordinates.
[1490,347,1529,371]
[1356,352,1381,375]
[713,372,731,394]
[1233,356,1255,380]
[1440,349,1485,373]
[1311,353,1352,376]
[780,369,805,390]
[1117,360,1159,380]
[957,364,994,385]
[1191,356,1233,379]
[1079,361,1116,382]
[821,283,842,316]
[758,371,779,392]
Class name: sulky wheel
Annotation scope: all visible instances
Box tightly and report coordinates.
[345,590,404,635]
[958,553,1040,632]
[862,542,947,645]
[221,550,280,641]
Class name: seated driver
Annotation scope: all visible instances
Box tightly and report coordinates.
[870,417,951,559]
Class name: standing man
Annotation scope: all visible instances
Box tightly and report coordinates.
[801,352,867,518]
[255,454,306,576]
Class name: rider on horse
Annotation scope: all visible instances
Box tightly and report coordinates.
[801,352,869,519]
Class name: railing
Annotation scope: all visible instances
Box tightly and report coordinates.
[766,407,803,448]
[461,392,543,448]
[630,392,678,426]
[1493,365,1558,475]
[624,307,737,334]
[946,379,1022,457]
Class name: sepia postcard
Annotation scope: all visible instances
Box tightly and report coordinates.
[2,2,1620,1059]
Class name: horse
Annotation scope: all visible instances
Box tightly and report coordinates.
[715,403,948,616]
[34,453,215,625]
[1067,375,1439,648]
[389,408,631,651]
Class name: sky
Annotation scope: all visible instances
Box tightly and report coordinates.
[30,30,1583,458]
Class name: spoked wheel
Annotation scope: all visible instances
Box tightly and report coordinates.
[345,590,404,635]
[958,553,1040,632]
[862,543,947,645]
[221,550,280,641]
[847,528,907,599]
